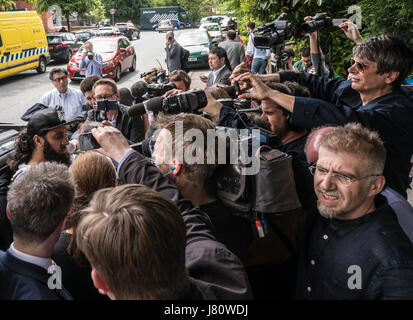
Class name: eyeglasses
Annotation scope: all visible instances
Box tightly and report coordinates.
[94,94,116,101]
[309,164,380,186]
[350,58,368,73]
[52,76,68,82]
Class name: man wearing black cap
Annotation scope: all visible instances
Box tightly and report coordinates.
[7,108,74,181]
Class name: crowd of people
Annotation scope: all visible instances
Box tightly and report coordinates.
[1,16,413,301]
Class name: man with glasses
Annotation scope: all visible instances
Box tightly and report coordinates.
[297,123,413,299]
[39,68,87,121]
[236,35,413,199]
[86,78,144,143]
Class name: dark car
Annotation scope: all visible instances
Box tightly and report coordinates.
[74,30,99,43]
[67,36,136,82]
[46,32,83,63]
[115,22,140,40]
[176,30,217,69]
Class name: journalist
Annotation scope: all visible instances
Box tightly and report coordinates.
[237,35,413,199]
[86,79,144,143]
[79,42,103,77]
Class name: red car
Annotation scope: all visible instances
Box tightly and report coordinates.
[67,36,136,82]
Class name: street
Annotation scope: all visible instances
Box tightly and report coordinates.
[0,29,207,125]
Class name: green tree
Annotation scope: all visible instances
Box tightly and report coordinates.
[36,0,101,31]
[0,0,36,10]
[100,0,151,25]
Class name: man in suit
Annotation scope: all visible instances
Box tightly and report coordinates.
[0,162,74,300]
[218,30,245,70]
[200,47,232,87]
[165,31,182,73]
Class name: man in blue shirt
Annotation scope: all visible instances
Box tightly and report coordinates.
[236,35,413,199]
[79,42,103,77]
[39,68,87,121]
[251,46,270,74]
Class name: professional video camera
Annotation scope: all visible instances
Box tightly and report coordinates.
[146,82,177,98]
[140,69,168,84]
[253,13,292,50]
[301,12,332,36]
[128,90,208,118]
[213,126,301,227]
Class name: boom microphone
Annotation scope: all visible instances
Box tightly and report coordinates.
[128,96,164,117]
[130,81,148,99]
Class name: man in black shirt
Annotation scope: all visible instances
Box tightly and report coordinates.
[298,123,413,299]
[152,113,251,262]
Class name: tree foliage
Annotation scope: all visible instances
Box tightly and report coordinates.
[36,0,101,31]
[100,0,151,25]
[0,0,36,10]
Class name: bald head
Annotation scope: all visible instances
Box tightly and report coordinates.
[305,126,336,163]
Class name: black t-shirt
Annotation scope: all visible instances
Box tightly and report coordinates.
[200,199,252,263]
[52,232,108,300]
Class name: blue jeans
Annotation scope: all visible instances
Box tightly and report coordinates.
[251,58,267,74]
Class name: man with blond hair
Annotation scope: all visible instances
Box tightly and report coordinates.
[297,123,413,299]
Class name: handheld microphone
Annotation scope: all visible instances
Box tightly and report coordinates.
[127,96,164,117]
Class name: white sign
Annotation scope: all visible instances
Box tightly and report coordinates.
[110,8,116,15]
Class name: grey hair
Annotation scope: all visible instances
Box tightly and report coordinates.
[7,162,75,244]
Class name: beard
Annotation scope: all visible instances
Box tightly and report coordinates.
[316,189,345,219]
[43,139,71,166]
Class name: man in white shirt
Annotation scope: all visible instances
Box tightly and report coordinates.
[0,162,74,300]
[39,67,87,121]
[245,21,256,70]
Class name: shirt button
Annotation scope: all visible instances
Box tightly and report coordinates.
[323,234,328,240]
[310,260,315,265]
[307,286,312,292]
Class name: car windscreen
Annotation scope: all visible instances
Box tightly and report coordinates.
[47,36,62,44]
[80,39,117,53]
[160,21,170,26]
[177,33,209,46]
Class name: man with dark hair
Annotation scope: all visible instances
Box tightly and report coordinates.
[87,78,144,143]
[39,68,87,121]
[293,47,312,73]
[245,22,256,70]
[237,35,413,198]
[0,162,75,300]
[218,30,245,70]
[168,69,191,91]
[8,108,74,181]
[298,123,413,299]
[201,47,232,87]
[79,75,101,110]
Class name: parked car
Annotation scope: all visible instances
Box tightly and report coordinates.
[199,23,224,43]
[152,23,159,31]
[157,20,174,32]
[220,17,238,32]
[46,32,83,63]
[67,36,136,82]
[115,22,140,40]
[52,25,69,32]
[74,30,99,43]
[171,19,183,29]
[200,16,227,27]
[98,26,122,36]
[176,30,217,69]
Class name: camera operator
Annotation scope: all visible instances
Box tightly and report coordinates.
[167,69,191,92]
[293,48,312,73]
[87,79,145,143]
[236,35,413,198]
[152,113,251,262]
[270,45,295,73]
[79,42,103,77]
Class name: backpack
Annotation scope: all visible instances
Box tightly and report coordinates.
[180,46,190,70]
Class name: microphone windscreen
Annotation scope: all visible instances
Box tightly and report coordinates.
[306,126,335,163]
[130,81,148,99]
[127,102,146,117]
[143,96,164,114]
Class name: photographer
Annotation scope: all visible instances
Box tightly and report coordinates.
[79,42,103,77]
[87,79,144,143]
[236,35,413,198]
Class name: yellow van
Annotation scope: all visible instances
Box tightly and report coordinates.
[0,11,50,80]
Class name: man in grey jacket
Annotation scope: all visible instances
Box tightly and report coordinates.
[218,30,245,70]
[165,31,182,73]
